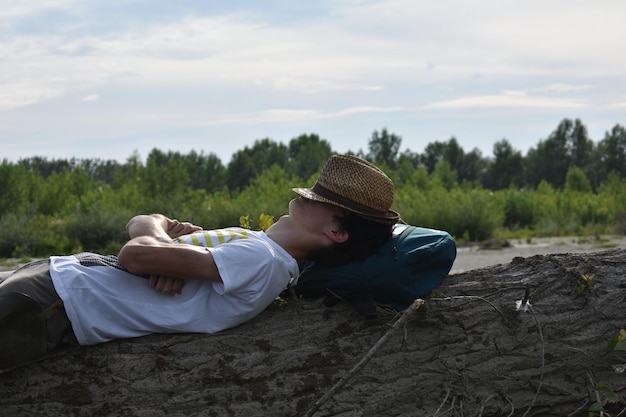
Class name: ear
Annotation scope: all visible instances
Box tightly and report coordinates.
[324,228,349,243]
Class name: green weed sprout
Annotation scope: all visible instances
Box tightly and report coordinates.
[576,273,594,295]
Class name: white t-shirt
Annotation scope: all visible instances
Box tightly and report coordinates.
[50,228,298,345]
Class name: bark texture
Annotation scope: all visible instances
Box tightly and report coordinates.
[1,249,625,417]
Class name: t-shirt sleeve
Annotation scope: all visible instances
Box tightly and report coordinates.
[207,237,276,296]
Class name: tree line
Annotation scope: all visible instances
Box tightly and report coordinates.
[1,118,625,258]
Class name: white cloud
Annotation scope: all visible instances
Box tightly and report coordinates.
[1,0,624,164]
[134,105,409,128]
[424,92,586,110]
[334,0,626,77]
[532,84,593,94]
[2,0,625,113]
[0,81,64,110]
[0,0,75,18]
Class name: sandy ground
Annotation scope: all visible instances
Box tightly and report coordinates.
[451,234,626,274]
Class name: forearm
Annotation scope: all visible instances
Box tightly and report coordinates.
[118,236,222,283]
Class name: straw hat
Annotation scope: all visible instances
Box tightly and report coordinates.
[292,154,400,224]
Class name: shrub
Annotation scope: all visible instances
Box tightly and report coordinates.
[65,205,132,254]
[395,184,503,242]
[0,211,77,257]
[497,187,536,229]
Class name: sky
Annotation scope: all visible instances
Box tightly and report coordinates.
[1,0,625,165]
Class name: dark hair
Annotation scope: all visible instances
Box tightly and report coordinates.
[307,212,394,267]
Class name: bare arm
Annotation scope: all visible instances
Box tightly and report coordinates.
[125,214,202,240]
[126,214,171,240]
[119,215,217,295]
[118,236,222,282]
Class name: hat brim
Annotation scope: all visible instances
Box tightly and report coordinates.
[292,187,399,224]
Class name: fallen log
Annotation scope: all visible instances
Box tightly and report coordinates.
[1,249,625,416]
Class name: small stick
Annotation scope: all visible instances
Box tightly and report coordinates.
[432,388,451,417]
[431,295,508,323]
[520,304,545,417]
[303,299,425,417]
[477,394,495,417]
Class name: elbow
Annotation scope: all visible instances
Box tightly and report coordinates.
[125,214,144,230]
[125,214,151,234]
[118,244,145,274]
[118,236,167,274]
[117,245,131,266]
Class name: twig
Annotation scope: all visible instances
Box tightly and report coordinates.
[430,295,509,324]
[440,395,457,416]
[287,282,301,316]
[401,322,408,350]
[520,304,545,417]
[477,395,495,417]
[303,298,425,417]
[566,400,589,417]
[588,372,604,413]
[505,397,515,417]
[432,388,451,417]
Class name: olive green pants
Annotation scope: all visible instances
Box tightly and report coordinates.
[0,260,75,352]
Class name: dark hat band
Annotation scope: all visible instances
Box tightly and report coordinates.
[312,182,391,219]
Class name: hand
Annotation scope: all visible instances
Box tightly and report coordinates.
[166,219,203,239]
[149,274,186,296]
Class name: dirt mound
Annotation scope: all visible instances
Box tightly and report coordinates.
[2,249,625,416]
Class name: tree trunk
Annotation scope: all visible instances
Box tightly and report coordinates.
[1,249,625,416]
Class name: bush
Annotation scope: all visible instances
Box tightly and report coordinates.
[497,187,536,229]
[0,211,77,257]
[395,184,503,242]
[0,211,37,258]
[65,205,132,254]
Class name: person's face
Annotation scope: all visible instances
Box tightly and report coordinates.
[288,197,345,233]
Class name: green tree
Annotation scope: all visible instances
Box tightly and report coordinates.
[525,136,568,189]
[431,160,458,190]
[483,139,524,190]
[564,166,592,193]
[458,147,487,185]
[17,156,71,178]
[420,137,464,174]
[366,128,402,169]
[74,158,121,184]
[139,149,191,213]
[287,134,333,180]
[180,150,226,193]
[524,118,594,188]
[394,150,422,186]
[567,119,594,169]
[0,161,40,215]
[593,124,626,181]
[498,187,536,229]
[226,139,289,190]
[234,165,297,221]
[37,168,92,216]
[598,172,626,233]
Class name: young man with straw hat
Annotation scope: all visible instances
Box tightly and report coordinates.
[0,154,399,368]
